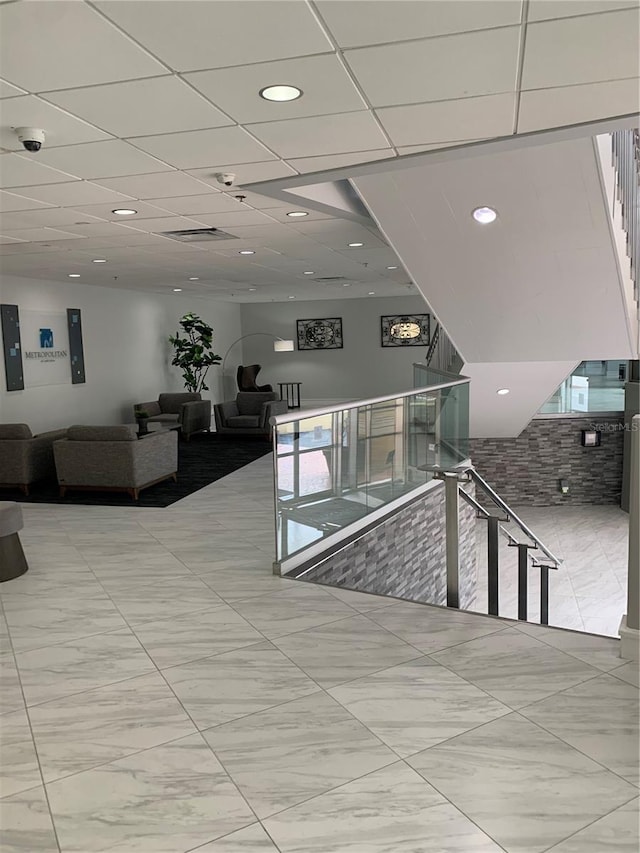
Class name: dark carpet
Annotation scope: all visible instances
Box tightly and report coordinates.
[5,433,272,508]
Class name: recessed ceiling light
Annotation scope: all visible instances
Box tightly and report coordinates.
[348,242,364,247]
[68,273,80,278]
[472,206,498,224]
[288,295,296,299]
[188,277,199,281]
[386,265,398,270]
[92,259,107,264]
[248,287,257,292]
[173,288,182,292]
[303,271,314,275]
[286,211,308,217]
[368,291,375,295]
[239,250,255,255]
[497,388,510,395]
[343,283,351,287]
[112,208,137,216]
[259,84,302,102]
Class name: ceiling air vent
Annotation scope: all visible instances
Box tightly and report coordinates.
[313,276,347,282]
[157,228,237,243]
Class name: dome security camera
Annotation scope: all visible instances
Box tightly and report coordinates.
[216,172,236,187]
[15,127,46,152]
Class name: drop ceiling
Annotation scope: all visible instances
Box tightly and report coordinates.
[0,0,638,302]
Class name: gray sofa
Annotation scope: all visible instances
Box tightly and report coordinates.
[133,393,211,440]
[0,423,68,495]
[214,391,288,438]
[53,425,178,500]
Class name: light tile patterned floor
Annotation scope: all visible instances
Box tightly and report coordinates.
[0,456,638,852]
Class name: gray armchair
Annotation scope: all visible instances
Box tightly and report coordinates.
[133,393,211,440]
[54,425,178,500]
[0,424,68,495]
[214,392,287,438]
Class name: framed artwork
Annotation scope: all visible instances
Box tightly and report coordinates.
[381,314,430,347]
[297,317,343,350]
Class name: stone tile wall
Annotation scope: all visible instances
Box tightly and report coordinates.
[303,481,477,609]
[469,415,625,506]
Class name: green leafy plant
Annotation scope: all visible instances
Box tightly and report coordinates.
[169,313,221,393]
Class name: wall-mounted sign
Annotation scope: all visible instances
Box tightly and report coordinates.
[1,304,24,391]
[21,311,70,388]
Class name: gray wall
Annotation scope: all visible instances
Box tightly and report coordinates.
[301,482,477,609]
[470,415,625,506]
[0,275,242,433]
[238,295,430,404]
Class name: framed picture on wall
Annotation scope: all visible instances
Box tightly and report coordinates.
[297,318,343,350]
[381,314,430,347]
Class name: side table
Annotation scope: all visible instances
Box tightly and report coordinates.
[278,382,302,409]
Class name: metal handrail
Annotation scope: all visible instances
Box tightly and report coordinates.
[458,489,518,546]
[612,129,639,302]
[466,467,562,567]
[270,375,470,426]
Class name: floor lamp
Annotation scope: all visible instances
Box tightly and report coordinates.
[221,333,294,397]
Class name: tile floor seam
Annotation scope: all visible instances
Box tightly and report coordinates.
[538,792,640,853]
[1,596,64,852]
[511,707,640,790]
[182,823,284,853]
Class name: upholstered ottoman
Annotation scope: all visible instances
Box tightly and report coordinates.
[0,501,28,582]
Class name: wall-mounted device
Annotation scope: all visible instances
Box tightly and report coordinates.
[559,479,570,495]
[14,127,46,152]
[581,429,601,447]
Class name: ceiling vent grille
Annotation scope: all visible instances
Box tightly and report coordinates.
[157,228,237,242]
[314,276,347,282]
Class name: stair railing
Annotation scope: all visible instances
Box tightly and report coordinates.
[426,322,462,374]
[612,129,639,305]
[434,464,562,625]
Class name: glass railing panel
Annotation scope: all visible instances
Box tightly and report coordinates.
[273,374,470,564]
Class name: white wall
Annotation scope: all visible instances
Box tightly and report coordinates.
[0,275,241,433]
[239,295,431,404]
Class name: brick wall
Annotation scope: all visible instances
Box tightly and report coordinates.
[302,481,477,608]
[470,415,625,506]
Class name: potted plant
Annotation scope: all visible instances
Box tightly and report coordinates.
[134,407,150,436]
[169,313,221,394]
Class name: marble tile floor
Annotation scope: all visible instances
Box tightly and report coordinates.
[1,455,638,852]
[474,504,629,637]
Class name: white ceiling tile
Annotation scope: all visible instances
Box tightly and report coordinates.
[377,93,517,146]
[318,0,523,47]
[527,1,639,22]
[128,127,276,170]
[249,112,389,159]
[0,96,112,151]
[146,193,246,216]
[0,227,86,242]
[344,27,521,107]
[287,149,396,173]
[522,8,640,89]
[194,210,277,228]
[92,172,215,199]
[0,190,54,212]
[0,208,106,231]
[219,190,291,210]
[43,77,233,138]
[185,54,366,124]
[186,160,297,187]
[518,77,640,132]
[0,242,65,256]
[0,1,166,92]
[36,140,174,180]
[95,0,333,72]
[122,216,210,233]
[12,182,134,207]
[0,79,27,99]
[52,222,162,239]
[0,153,79,188]
[65,201,174,220]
